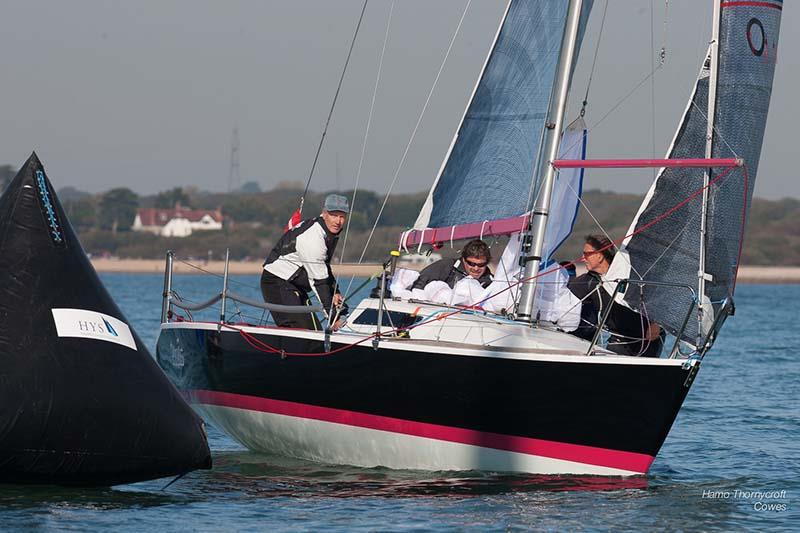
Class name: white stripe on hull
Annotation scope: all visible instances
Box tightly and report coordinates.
[198,403,640,477]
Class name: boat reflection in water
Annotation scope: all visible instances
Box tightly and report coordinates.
[201,451,649,499]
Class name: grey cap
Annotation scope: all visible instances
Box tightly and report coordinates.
[323,194,350,214]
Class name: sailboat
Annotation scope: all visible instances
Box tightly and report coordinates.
[155,0,781,476]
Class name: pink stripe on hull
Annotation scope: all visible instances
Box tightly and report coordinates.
[189,390,655,474]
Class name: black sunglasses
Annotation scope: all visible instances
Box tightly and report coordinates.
[463,258,488,268]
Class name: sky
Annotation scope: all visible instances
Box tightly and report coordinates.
[0,0,797,200]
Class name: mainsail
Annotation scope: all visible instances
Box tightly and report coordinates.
[610,1,782,345]
[406,0,592,246]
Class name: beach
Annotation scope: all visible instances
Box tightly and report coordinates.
[90,258,800,283]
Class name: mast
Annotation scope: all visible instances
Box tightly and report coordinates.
[516,0,584,322]
[698,0,721,341]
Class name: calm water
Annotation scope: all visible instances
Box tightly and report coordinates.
[2,273,797,531]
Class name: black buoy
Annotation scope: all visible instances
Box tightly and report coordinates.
[0,153,211,485]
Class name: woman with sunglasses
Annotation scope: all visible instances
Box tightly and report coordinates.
[411,239,493,291]
[568,234,663,357]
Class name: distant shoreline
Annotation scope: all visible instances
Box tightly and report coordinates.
[90,258,800,284]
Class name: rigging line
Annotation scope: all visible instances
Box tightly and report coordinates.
[554,282,603,331]
[586,65,663,142]
[354,0,473,268]
[562,178,644,280]
[635,287,655,356]
[624,165,736,245]
[650,0,657,181]
[552,284,594,324]
[559,25,673,163]
[661,0,670,66]
[300,0,370,206]
[340,0,395,266]
[581,0,608,115]
[687,98,739,158]
[602,166,738,291]
[732,165,750,293]
[174,258,259,291]
[639,207,701,280]
[657,0,671,172]
[554,63,665,170]
[178,255,337,273]
[648,1,671,183]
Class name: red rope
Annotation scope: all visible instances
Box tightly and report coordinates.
[621,165,737,242]
[733,165,750,293]
[229,323,378,357]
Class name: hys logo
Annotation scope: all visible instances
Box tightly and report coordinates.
[52,308,137,351]
[75,317,119,337]
[103,317,119,336]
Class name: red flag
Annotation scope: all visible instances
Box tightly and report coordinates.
[283,208,302,233]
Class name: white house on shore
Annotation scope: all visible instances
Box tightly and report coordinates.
[132,205,224,237]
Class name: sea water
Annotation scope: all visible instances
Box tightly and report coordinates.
[1,273,797,531]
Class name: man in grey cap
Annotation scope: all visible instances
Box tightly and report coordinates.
[261,194,349,331]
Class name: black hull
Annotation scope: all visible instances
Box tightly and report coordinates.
[158,324,697,475]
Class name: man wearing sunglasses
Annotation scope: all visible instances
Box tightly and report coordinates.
[411,239,493,291]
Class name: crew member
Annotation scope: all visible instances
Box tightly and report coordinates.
[568,234,663,357]
[261,194,349,330]
[411,239,493,290]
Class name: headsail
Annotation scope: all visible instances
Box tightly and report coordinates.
[405,0,592,247]
[609,1,782,346]
[542,117,586,262]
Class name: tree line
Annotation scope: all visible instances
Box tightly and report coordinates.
[1,167,797,265]
[52,183,427,262]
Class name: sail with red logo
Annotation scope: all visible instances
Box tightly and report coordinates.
[606,0,783,348]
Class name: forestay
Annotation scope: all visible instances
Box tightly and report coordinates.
[410,0,593,241]
[609,1,782,346]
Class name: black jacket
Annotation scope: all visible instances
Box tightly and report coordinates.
[411,258,493,291]
[567,271,663,357]
[263,216,340,312]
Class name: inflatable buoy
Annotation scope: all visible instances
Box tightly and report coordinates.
[0,153,211,485]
